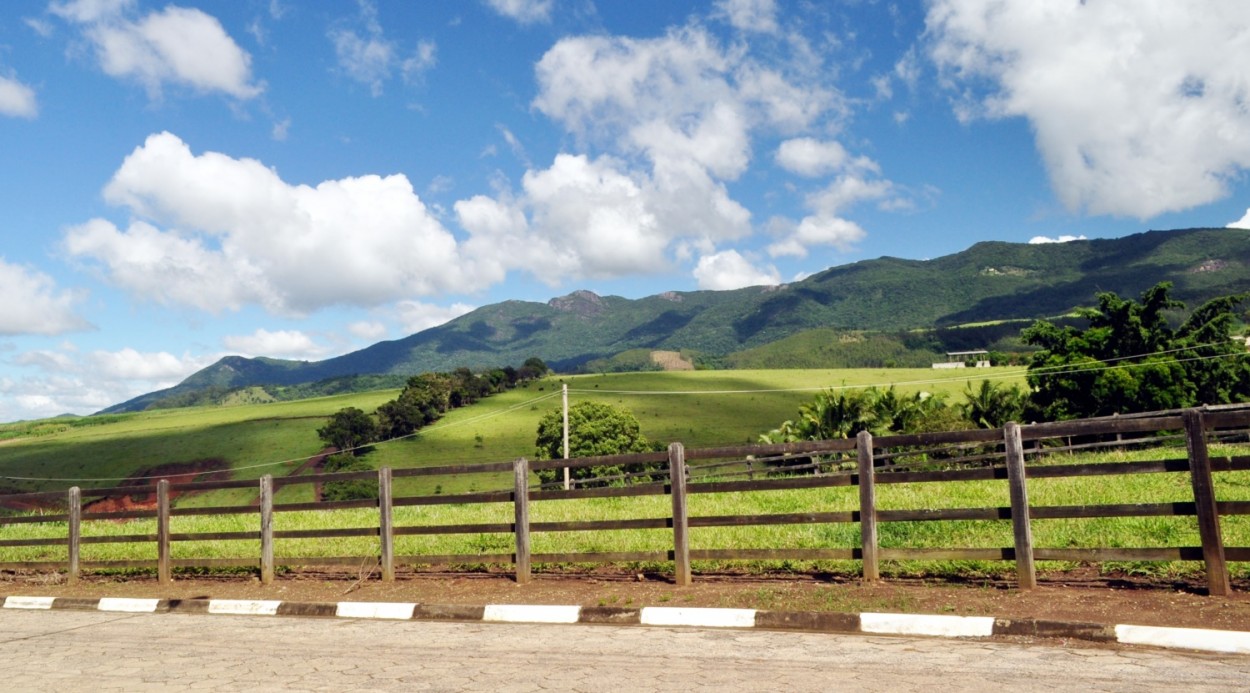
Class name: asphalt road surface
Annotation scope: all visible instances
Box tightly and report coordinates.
[1,610,1247,692]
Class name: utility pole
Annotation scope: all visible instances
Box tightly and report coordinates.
[562,383,570,490]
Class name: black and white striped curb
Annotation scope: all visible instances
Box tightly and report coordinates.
[5,595,1248,655]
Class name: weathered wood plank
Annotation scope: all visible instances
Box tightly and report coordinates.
[1185,410,1230,595]
[688,475,854,495]
[878,548,1013,561]
[1030,502,1195,519]
[379,467,394,582]
[1005,423,1036,589]
[394,523,514,536]
[857,431,879,582]
[1033,547,1204,562]
[513,457,531,584]
[531,551,667,563]
[689,548,858,561]
[156,479,170,584]
[670,443,691,587]
[532,518,670,532]
[689,512,856,527]
[260,475,273,585]
[67,486,80,584]
[878,507,1011,522]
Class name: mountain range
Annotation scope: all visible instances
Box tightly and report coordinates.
[103,227,1250,413]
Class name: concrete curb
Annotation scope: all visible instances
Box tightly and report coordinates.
[4,595,1247,655]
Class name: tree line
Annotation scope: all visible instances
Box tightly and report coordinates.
[314,357,549,500]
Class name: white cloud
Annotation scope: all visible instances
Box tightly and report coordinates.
[715,0,779,34]
[86,347,201,380]
[222,329,329,359]
[65,132,476,316]
[3,343,216,419]
[395,300,475,335]
[1028,234,1087,245]
[693,250,779,290]
[0,73,38,118]
[484,0,553,25]
[1228,209,1250,230]
[330,0,435,96]
[776,138,849,177]
[348,320,388,341]
[927,0,1250,219]
[0,259,89,336]
[51,1,262,99]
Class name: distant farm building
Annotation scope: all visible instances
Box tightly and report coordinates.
[933,350,990,369]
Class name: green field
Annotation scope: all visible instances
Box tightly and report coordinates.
[0,367,1027,502]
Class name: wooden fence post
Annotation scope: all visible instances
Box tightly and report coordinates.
[379,467,394,582]
[1184,409,1230,596]
[259,475,274,585]
[156,479,171,584]
[1004,423,1036,589]
[669,442,691,586]
[856,431,879,582]
[513,457,531,584]
[67,486,80,584]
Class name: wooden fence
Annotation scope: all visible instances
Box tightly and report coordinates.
[1,406,1248,594]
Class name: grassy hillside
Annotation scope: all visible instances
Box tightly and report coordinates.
[104,227,1250,413]
[1,368,1025,504]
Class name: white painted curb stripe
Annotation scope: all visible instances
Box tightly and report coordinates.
[640,607,757,628]
[1115,624,1250,654]
[3,596,55,610]
[336,602,416,620]
[98,598,160,613]
[861,612,995,638]
[207,599,282,616]
[483,604,581,624]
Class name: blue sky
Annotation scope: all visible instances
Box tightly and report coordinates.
[1,0,1249,422]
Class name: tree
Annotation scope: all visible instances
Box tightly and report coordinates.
[533,401,657,486]
[1022,282,1250,420]
[316,407,376,455]
[519,356,549,381]
[961,380,1027,429]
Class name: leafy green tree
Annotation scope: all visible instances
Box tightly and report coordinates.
[961,380,1027,428]
[533,401,657,486]
[316,407,376,455]
[1022,282,1250,420]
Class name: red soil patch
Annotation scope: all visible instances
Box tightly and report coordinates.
[80,459,233,514]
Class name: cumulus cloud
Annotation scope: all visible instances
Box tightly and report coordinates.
[461,23,859,280]
[348,320,388,341]
[1228,209,1250,230]
[484,0,553,25]
[0,259,89,336]
[330,0,436,95]
[927,0,1250,219]
[693,250,779,290]
[222,329,330,359]
[50,0,262,99]
[65,132,476,316]
[3,343,216,419]
[0,72,38,118]
[767,170,892,258]
[775,138,851,177]
[1028,234,1087,245]
[395,300,475,335]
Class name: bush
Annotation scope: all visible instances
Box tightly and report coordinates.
[320,453,378,502]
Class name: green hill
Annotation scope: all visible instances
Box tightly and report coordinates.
[105,227,1250,413]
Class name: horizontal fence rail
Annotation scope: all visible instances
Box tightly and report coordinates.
[1,406,1248,593]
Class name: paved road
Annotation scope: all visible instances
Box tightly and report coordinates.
[1,610,1247,692]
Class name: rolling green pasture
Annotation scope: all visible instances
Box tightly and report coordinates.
[0,367,1026,503]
